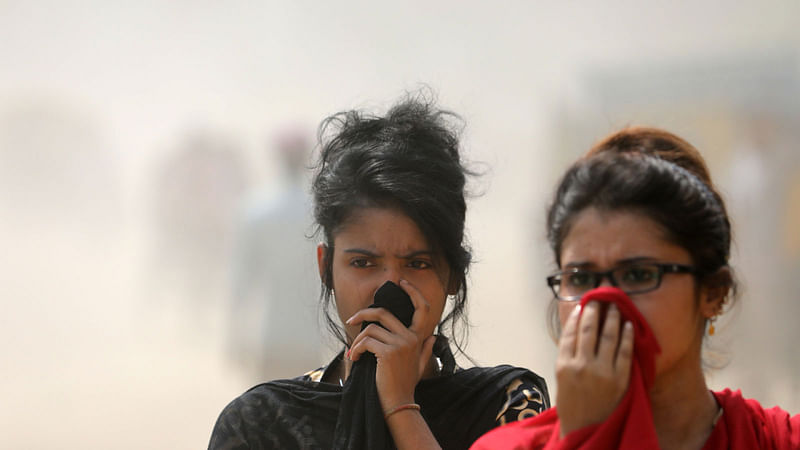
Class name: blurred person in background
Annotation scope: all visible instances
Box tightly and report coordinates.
[473,128,799,449]
[150,132,249,311]
[209,93,549,449]
[227,126,323,380]
[0,100,121,237]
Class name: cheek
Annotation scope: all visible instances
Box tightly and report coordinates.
[633,285,702,372]
[332,271,374,322]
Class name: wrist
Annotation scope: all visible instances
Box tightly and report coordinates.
[384,403,421,420]
[380,392,416,411]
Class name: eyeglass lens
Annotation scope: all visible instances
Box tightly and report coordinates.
[556,264,662,298]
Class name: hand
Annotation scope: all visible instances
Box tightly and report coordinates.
[555,301,634,436]
[346,279,437,412]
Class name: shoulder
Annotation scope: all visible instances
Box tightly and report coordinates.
[460,364,549,401]
[450,365,551,426]
[714,388,800,448]
[472,409,560,450]
[213,381,294,426]
[299,367,326,383]
[495,373,550,426]
[208,383,280,449]
[209,380,323,449]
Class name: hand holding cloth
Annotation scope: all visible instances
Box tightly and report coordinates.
[471,286,800,449]
[332,281,415,449]
[471,286,661,449]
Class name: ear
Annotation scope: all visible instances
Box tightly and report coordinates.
[316,243,330,288]
[699,267,732,318]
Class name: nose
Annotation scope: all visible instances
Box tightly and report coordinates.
[377,265,403,291]
[595,271,618,289]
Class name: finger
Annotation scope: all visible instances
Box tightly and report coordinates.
[596,304,622,362]
[347,306,410,335]
[576,301,601,359]
[349,322,398,357]
[349,335,391,362]
[417,335,436,378]
[557,304,582,359]
[614,321,635,378]
[399,279,432,331]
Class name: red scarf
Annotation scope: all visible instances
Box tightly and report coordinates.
[471,287,800,449]
[703,388,800,449]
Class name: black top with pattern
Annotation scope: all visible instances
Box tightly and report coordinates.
[209,342,549,449]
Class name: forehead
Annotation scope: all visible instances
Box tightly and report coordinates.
[333,206,430,250]
[560,208,689,267]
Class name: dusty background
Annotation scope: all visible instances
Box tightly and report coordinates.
[1,1,799,448]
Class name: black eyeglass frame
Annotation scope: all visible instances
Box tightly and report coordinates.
[546,263,697,302]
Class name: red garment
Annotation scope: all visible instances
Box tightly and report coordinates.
[471,287,800,449]
[703,388,800,450]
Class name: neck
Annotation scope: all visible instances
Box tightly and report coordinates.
[649,346,719,450]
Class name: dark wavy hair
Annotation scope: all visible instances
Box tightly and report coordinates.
[312,93,474,353]
[546,128,736,337]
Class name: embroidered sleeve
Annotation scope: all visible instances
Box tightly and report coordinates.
[495,377,549,426]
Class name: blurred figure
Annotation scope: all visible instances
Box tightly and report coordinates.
[150,131,249,312]
[227,126,323,380]
[725,112,800,410]
[0,99,121,237]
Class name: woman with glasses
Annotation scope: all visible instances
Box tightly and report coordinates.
[473,127,798,449]
[209,94,549,450]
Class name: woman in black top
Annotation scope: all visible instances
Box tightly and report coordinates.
[209,94,549,449]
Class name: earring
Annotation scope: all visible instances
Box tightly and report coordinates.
[708,316,717,336]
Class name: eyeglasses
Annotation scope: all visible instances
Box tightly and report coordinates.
[546,263,697,302]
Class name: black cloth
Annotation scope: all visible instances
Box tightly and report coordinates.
[332,280,416,448]
[209,341,549,450]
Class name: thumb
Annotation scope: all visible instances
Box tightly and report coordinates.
[418,335,437,379]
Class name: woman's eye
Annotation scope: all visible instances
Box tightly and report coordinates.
[350,258,372,268]
[621,266,656,283]
[567,272,593,288]
[409,260,431,269]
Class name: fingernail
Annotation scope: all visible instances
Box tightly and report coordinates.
[346,348,351,358]
[399,279,408,285]
[345,316,354,324]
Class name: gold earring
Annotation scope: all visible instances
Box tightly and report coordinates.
[708,316,717,336]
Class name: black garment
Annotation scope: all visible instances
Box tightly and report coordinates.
[209,341,549,450]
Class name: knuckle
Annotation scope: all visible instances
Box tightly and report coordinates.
[617,347,633,359]
[599,330,617,342]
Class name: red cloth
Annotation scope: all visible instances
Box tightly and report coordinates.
[703,388,800,450]
[470,287,800,449]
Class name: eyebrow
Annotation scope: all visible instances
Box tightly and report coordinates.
[564,256,658,269]
[341,248,434,258]
[399,250,434,259]
[342,248,379,257]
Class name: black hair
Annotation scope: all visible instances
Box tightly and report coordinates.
[312,93,473,353]
[546,130,736,337]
